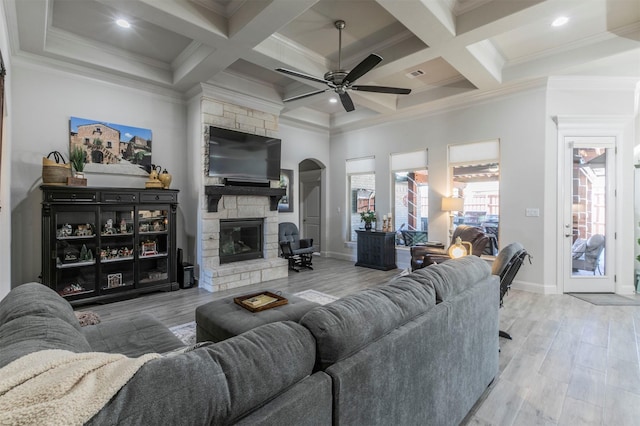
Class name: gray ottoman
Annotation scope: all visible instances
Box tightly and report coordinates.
[195,291,319,342]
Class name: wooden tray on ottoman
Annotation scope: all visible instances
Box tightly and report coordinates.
[234,291,288,312]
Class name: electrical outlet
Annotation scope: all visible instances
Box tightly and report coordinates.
[525,208,540,217]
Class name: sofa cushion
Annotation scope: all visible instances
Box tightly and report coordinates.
[0,315,92,368]
[412,256,491,302]
[82,313,184,356]
[0,282,81,332]
[86,321,317,425]
[300,281,436,369]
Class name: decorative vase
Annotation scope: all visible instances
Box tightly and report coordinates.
[74,171,85,179]
[158,171,172,189]
[365,222,372,231]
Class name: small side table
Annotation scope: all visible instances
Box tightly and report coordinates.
[355,230,397,271]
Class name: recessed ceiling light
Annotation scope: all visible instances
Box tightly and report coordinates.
[551,16,569,27]
[329,98,338,104]
[116,18,131,28]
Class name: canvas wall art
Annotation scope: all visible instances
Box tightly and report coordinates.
[278,169,293,212]
[69,117,152,176]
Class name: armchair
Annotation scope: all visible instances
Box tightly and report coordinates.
[492,242,531,340]
[278,222,315,272]
[410,225,489,270]
[572,234,605,275]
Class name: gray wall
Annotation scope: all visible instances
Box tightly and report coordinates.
[10,60,187,286]
[328,88,548,290]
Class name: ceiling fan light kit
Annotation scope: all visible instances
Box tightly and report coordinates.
[276,20,411,112]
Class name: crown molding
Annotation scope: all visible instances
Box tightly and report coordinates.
[197,81,283,115]
[12,53,185,104]
[329,77,548,135]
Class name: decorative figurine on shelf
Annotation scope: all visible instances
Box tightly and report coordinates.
[75,223,92,237]
[158,168,172,189]
[120,218,127,233]
[104,219,115,235]
[60,223,73,238]
[145,164,163,189]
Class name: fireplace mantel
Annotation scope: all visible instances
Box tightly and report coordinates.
[205,185,286,212]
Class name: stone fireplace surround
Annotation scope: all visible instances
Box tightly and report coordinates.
[197,90,286,293]
[199,185,288,293]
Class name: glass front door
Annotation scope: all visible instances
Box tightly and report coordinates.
[563,137,615,293]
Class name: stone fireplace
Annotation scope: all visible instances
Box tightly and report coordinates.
[197,91,287,293]
[199,189,288,293]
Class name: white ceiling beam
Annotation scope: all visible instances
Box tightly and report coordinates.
[376,0,455,45]
[229,0,319,45]
[13,0,48,54]
[377,0,501,89]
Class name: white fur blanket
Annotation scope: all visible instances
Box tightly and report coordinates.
[0,349,159,426]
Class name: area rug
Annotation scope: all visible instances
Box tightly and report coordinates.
[169,290,338,345]
[169,321,197,345]
[294,289,339,305]
[568,293,640,306]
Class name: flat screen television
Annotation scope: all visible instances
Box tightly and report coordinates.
[208,126,281,182]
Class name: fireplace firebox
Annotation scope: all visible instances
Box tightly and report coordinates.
[219,219,264,264]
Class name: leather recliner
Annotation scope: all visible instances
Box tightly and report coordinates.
[410,225,489,270]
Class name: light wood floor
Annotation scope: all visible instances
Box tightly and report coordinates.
[81,257,640,425]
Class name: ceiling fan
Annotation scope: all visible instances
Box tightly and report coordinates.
[276,20,411,112]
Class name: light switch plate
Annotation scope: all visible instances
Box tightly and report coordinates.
[525,208,540,217]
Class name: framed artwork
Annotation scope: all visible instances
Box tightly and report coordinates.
[278,169,293,212]
[69,116,152,176]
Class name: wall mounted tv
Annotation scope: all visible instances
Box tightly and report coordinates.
[208,126,281,182]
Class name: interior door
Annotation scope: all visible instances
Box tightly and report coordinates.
[561,136,615,293]
[301,170,321,253]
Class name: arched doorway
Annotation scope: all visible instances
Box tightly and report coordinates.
[299,159,325,253]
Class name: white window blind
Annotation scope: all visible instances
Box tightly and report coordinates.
[346,156,375,174]
[569,136,615,149]
[449,140,499,165]
[390,150,428,171]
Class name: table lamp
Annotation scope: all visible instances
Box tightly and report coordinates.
[448,237,472,259]
[441,197,464,238]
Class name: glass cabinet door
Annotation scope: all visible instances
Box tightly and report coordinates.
[137,207,169,286]
[99,207,135,292]
[53,208,97,299]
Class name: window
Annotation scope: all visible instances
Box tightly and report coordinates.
[347,157,376,241]
[449,141,500,253]
[107,141,112,149]
[391,150,429,246]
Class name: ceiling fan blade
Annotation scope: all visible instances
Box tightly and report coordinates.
[275,68,329,85]
[351,85,411,95]
[339,92,355,112]
[282,89,328,103]
[343,54,382,85]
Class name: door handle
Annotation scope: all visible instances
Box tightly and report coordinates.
[565,233,572,238]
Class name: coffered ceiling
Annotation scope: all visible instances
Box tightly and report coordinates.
[5,0,640,128]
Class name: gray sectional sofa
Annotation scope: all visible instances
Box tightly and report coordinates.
[0,256,498,425]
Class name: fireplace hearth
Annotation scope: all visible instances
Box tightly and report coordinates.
[219,219,263,264]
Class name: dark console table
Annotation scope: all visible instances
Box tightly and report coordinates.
[355,230,397,271]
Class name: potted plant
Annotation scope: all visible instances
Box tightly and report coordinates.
[69,146,85,178]
[360,210,376,231]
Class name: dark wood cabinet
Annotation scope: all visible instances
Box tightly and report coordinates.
[355,230,397,271]
[41,185,179,306]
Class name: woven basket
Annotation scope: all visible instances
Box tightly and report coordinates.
[42,151,71,185]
